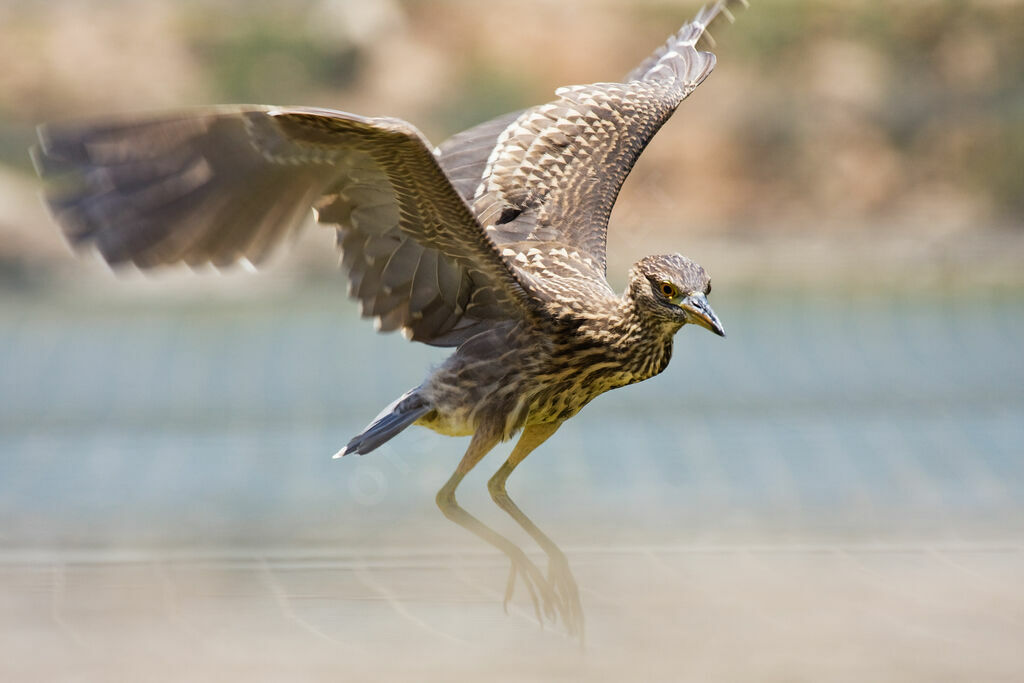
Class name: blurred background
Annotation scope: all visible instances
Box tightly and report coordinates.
[1,0,1022,680]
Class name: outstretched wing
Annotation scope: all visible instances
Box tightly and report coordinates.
[33,106,535,346]
[446,1,741,286]
[436,110,525,203]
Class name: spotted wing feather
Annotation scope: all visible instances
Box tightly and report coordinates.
[436,111,524,202]
[450,1,741,293]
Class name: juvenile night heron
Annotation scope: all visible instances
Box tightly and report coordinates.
[33,1,742,638]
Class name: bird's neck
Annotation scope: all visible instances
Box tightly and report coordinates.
[601,294,681,383]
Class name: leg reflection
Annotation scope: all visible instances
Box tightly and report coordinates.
[487,422,584,640]
[436,429,563,626]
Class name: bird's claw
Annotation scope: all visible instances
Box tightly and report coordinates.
[503,548,562,627]
[546,552,584,641]
[501,547,583,640]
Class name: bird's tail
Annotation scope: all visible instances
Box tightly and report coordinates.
[333,387,431,457]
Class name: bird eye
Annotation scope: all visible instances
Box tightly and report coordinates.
[705,282,712,296]
[659,282,677,298]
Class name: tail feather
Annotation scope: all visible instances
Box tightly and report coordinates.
[334,388,430,457]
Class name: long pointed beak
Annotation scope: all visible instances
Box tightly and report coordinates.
[679,293,726,337]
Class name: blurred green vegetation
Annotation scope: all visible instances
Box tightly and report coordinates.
[193,27,361,103]
[179,4,363,103]
[431,61,535,136]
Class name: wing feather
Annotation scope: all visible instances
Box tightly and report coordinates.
[33,105,535,346]
[439,1,744,292]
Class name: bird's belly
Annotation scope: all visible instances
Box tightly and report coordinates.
[417,370,514,438]
[417,323,649,439]
[415,407,476,437]
[419,363,637,439]
[523,367,636,424]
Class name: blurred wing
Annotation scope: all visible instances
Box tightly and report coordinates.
[33,106,534,346]
[463,1,739,281]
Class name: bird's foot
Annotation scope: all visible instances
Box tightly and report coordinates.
[502,547,562,627]
[545,550,584,641]
[501,546,584,641]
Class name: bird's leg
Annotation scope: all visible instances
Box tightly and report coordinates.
[487,421,585,641]
[436,430,558,625]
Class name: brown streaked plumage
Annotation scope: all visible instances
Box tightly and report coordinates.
[32,0,744,639]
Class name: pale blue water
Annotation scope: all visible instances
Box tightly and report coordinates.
[2,287,1023,548]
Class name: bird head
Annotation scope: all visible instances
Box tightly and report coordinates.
[627,253,725,337]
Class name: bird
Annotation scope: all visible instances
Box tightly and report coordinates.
[32,0,743,639]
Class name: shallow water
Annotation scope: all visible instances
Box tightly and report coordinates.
[2,286,1023,680]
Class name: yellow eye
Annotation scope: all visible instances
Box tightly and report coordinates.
[659,282,677,298]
